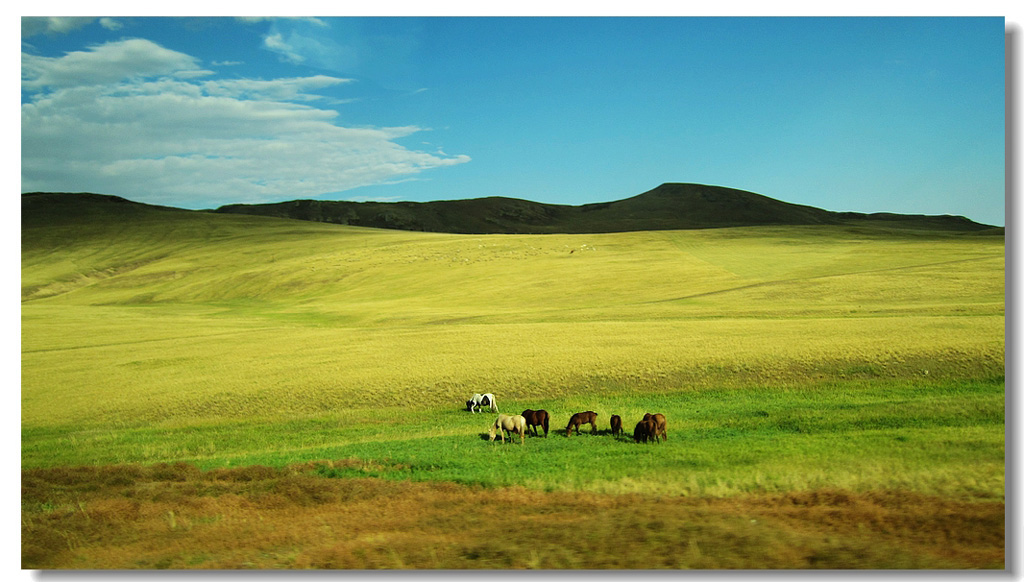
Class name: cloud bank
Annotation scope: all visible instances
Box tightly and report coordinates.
[21,37,469,207]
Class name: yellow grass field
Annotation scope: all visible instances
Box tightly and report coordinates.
[22,215,1004,429]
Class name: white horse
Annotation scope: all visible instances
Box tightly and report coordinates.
[466,393,498,413]
[488,414,526,444]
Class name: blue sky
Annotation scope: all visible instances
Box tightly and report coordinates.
[21,16,1007,225]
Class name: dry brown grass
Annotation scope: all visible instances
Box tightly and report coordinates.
[22,461,1004,570]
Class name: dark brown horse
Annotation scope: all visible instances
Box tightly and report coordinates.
[643,413,667,442]
[634,419,657,443]
[565,411,598,436]
[521,409,550,437]
[610,414,622,436]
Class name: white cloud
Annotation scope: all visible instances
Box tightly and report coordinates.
[21,38,470,208]
[22,38,208,90]
[99,18,123,31]
[261,19,358,73]
[21,17,93,37]
[263,32,305,64]
[201,75,352,102]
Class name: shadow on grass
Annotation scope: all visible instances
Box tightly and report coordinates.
[478,428,649,445]
[477,432,526,443]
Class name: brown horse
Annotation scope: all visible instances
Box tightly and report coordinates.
[521,409,550,437]
[634,419,657,443]
[643,413,667,442]
[610,414,622,436]
[489,414,526,444]
[565,411,598,436]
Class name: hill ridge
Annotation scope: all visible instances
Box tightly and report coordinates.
[211,182,996,233]
[23,183,1000,234]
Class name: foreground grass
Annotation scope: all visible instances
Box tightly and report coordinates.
[22,463,1004,569]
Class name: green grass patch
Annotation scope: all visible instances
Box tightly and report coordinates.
[23,378,1004,500]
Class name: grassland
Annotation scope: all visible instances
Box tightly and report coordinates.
[21,198,1005,568]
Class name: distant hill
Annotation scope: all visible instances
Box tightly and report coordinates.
[21,192,191,228]
[212,183,999,234]
[23,184,1001,234]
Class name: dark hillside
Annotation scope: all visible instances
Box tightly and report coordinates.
[22,184,1000,235]
[22,192,190,228]
[574,183,836,230]
[211,195,578,234]
[213,183,998,234]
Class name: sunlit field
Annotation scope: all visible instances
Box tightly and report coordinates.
[21,206,1004,568]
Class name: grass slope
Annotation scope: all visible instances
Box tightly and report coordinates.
[22,197,1003,427]
[21,194,1005,568]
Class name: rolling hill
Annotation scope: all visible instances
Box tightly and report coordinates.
[23,183,1000,234]
[208,183,1000,234]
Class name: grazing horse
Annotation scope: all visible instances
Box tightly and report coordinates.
[521,409,550,437]
[466,393,498,414]
[643,413,667,442]
[610,414,623,436]
[565,411,599,436]
[634,419,657,443]
[489,414,526,444]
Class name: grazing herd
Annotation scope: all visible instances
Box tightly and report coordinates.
[474,398,667,445]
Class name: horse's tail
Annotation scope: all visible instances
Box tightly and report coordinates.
[492,395,498,413]
[542,413,549,437]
